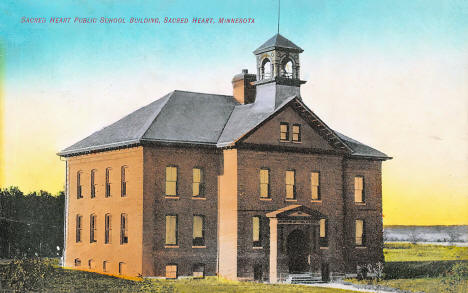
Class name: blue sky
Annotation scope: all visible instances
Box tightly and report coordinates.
[1,0,467,224]
[2,0,466,84]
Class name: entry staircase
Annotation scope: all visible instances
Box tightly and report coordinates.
[286,272,323,284]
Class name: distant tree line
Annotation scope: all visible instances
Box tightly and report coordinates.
[0,187,64,258]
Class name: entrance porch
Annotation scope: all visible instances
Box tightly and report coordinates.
[266,205,329,283]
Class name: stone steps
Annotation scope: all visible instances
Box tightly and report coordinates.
[287,273,324,284]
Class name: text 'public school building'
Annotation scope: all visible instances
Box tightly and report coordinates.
[58,34,391,282]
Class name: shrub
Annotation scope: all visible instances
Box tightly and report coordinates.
[0,257,55,291]
[441,263,468,293]
[384,260,467,279]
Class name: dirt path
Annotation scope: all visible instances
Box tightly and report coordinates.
[306,282,409,293]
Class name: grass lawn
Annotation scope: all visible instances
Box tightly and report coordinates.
[343,244,468,293]
[0,265,360,293]
[384,242,468,262]
[348,278,468,293]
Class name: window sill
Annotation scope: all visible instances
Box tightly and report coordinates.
[192,197,206,200]
[355,202,366,206]
[192,246,206,249]
[165,245,179,248]
[320,247,329,250]
[285,199,297,202]
[291,141,302,144]
[279,139,290,143]
[310,200,322,203]
[253,246,263,250]
[260,197,272,201]
[355,246,367,249]
[165,196,180,200]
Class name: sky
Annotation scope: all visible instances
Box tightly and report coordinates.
[1,0,467,225]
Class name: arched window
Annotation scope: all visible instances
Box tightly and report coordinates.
[105,168,111,197]
[90,170,96,198]
[121,166,127,197]
[261,58,272,79]
[105,214,112,244]
[77,171,83,199]
[90,214,97,243]
[282,59,293,78]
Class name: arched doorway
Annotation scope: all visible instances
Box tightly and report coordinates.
[286,229,309,273]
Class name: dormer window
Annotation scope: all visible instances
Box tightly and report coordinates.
[280,122,289,141]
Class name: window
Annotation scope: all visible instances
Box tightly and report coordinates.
[285,170,296,199]
[76,215,82,242]
[77,172,83,199]
[166,264,177,279]
[319,219,328,247]
[354,176,364,203]
[120,213,128,244]
[311,172,320,200]
[103,261,109,272]
[165,215,178,246]
[252,216,262,247]
[105,214,112,244]
[74,258,81,267]
[259,169,270,198]
[193,215,205,246]
[193,263,205,278]
[105,168,111,197]
[192,168,204,197]
[165,166,177,197]
[281,59,294,78]
[292,124,301,142]
[121,166,127,197]
[90,170,96,198]
[355,219,365,246]
[261,58,271,79]
[119,262,125,275]
[90,214,97,243]
[88,259,94,269]
[280,122,289,141]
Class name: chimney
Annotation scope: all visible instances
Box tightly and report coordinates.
[232,69,256,104]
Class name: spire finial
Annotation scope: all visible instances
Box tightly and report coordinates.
[277,0,280,34]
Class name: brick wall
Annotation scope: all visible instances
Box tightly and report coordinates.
[143,146,221,277]
[65,147,144,276]
[343,158,384,271]
[236,148,347,279]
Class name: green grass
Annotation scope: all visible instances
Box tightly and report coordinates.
[0,265,358,293]
[345,244,468,293]
[348,278,468,293]
[166,277,356,293]
[384,242,468,262]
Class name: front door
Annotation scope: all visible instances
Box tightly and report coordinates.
[287,229,309,273]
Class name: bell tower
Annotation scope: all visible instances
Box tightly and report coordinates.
[254,33,306,87]
[252,33,306,110]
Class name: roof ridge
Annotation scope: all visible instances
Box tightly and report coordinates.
[215,103,237,143]
[137,91,174,140]
[173,89,234,98]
